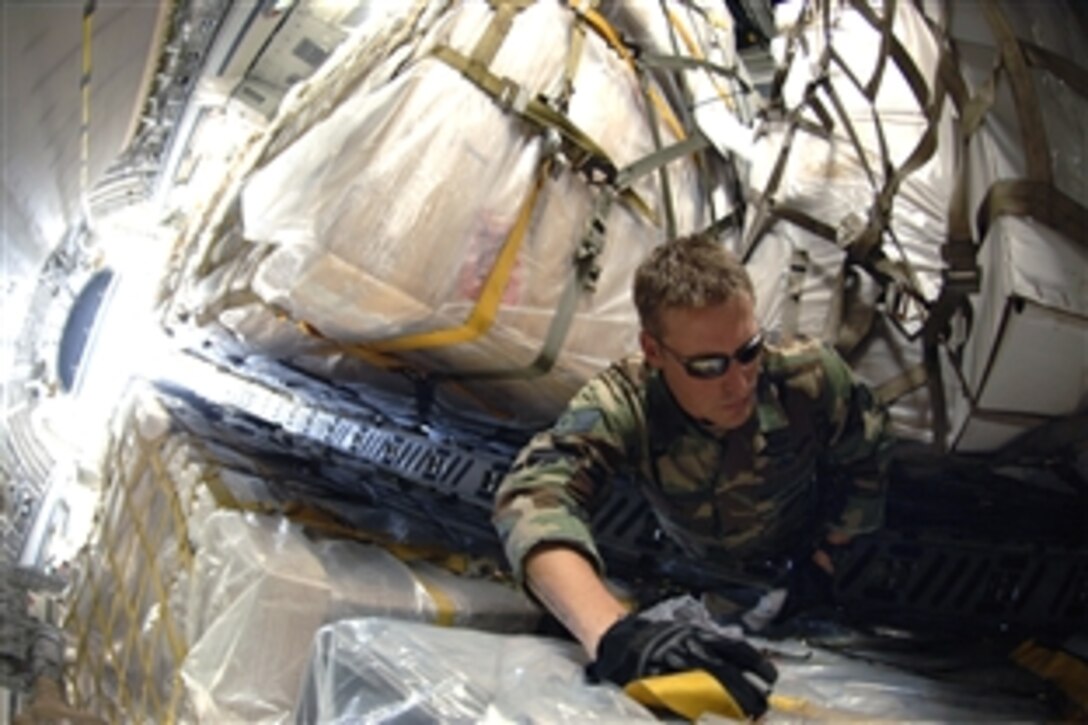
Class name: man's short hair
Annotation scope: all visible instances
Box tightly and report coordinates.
[633,233,755,338]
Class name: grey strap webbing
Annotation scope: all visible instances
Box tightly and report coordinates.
[432,45,616,180]
[436,189,613,383]
[438,132,710,383]
[636,52,754,94]
[432,44,658,222]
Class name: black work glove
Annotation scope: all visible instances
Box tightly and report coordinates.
[588,614,778,719]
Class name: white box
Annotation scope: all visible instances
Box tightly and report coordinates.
[950,216,1088,451]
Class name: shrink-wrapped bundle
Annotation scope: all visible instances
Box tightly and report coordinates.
[64,389,541,723]
[177,0,753,428]
[742,0,1086,450]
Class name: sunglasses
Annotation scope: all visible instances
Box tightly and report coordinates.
[657,331,764,379]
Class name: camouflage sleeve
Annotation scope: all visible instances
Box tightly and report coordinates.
[816,343,893,539]
[491,364,643,584]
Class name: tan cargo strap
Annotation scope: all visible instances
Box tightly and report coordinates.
[829,268,879,356]
[434,45,613,182]
[615,133,712,189]
[1021,40,1088,98]
[767,6,809,102]
[977,179,1088,249]
[923,342,949,446]
[982,0,1050,184]
[590,4,751,232]
[643,9,750,232]
[433,42,656,223]
[741,119,801,261]
[781,248,809,343]
[875,361,928,405]
[472,0,536,68]
[559,2,590,110]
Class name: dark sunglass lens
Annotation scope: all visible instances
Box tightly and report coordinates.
[687,357,730,379]
[736,336,763,364]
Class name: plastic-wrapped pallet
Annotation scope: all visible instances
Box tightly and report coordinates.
[179,510,540,723]
[169,0,755,429]
[63,388,540,724]
[293,614,1052,723]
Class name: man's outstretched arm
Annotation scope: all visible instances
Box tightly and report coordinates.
[524,544,629,657]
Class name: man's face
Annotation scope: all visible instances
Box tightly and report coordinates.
[640,293,762,431]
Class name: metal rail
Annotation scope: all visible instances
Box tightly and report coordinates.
[154,348,1088,637]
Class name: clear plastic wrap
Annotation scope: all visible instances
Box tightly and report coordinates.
[179,510,541,723]
[294,613,1052,724]
[292,618,659,724]
[66,389,542,724]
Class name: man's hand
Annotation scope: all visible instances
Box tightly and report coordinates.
[812,530,852,575]
[589,614,778,719]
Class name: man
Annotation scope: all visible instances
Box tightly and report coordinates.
[492,233,891,718]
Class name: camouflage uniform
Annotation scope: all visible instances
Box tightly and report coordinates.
[493,337,891,585]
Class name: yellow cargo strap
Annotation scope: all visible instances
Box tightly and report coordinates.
[666,8,741,113]
[411,569,459,627]
[568,0,685,141]
[625,670,745,721]
[437,133,709,384]
[367,164,546,353]
[625,670,860,722]
[1012,639,1088,712]
[206,469,469,627]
